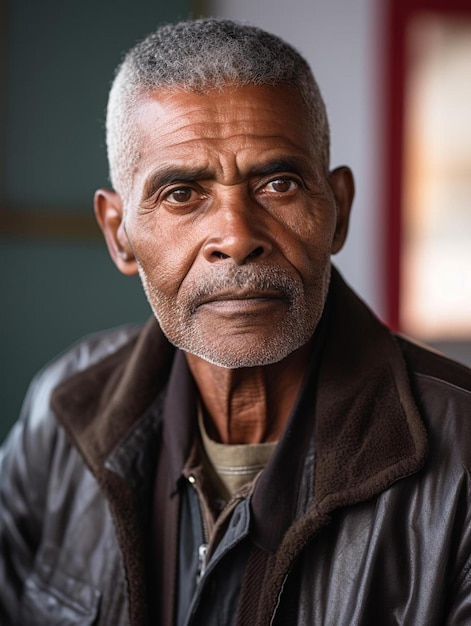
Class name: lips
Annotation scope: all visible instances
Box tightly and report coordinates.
[185,264,301,315]
[195,289,285,308]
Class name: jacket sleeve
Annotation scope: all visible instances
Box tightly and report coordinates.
[445,507,471,624]
[0,367,60,625]
[446,571,471,624]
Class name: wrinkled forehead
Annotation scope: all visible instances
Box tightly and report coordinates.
[128,83,318,160]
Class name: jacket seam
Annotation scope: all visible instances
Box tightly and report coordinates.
[415,372,471,397]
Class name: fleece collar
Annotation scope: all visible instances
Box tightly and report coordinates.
[313,269,427,513]
[51,316,175,474]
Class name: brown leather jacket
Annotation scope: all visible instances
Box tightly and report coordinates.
[1,270,471,625]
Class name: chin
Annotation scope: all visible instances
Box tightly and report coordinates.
[150,287,325,369]
[174,329,315,369]
[189,350,287,370]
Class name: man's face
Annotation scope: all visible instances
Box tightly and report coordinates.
[100,84,352,368]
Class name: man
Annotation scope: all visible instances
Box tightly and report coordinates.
[1,18,471,626]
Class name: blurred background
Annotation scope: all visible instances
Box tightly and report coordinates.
[1,0,470,441]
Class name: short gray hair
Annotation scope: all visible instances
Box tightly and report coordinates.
[106,18,330,201]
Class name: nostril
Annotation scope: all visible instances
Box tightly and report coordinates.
[247,246,264,260]
[212,251,230,260]
[206,243,267,263]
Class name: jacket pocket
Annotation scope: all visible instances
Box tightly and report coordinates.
[20,563,101,626]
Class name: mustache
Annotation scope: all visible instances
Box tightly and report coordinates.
[188,265,302,309]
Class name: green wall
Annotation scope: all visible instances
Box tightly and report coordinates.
[0,0,193,441]
[0,237,151,441]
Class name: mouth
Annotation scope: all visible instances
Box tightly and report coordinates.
[196,289,286,306]
[186,265,300,317]
[193,289,288,316]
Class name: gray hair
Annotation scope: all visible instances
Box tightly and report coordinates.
[106,18,330,201]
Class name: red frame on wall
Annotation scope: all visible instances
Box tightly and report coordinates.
[384,0,471,330]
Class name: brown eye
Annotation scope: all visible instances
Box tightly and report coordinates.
[167,187,194,203]
[266,178,297,193]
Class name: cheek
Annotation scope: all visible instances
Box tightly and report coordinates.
[274,199,337,263]
[279,224,334,285]
[126,219,194,296]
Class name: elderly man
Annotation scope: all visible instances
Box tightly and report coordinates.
[1,18,471,626]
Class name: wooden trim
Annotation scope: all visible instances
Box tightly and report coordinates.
[384,1,400,330]
[0,208,101,239]
[385,0,471,330]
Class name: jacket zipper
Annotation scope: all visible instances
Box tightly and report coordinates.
[196,543,208,583]
[187,474,210,585]
[187,473,251,587]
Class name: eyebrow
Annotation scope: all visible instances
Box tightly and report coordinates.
[247,158,308,179]
[141,157,310,200]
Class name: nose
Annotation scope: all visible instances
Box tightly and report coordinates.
[202,197,273,265]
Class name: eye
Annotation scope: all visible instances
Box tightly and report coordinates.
[264,177,299,193]
[165,186,196,204]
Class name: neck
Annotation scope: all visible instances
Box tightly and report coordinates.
[185,339,314,444]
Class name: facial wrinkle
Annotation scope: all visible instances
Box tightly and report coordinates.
[226,368,268,444]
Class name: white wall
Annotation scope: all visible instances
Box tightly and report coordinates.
[207,0,385,318]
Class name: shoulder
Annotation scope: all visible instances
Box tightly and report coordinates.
[27,324,142,425]
[0,326,143,622]
[1,324,143,471]
[398,335,471,415]
[397,335,471,467]
[398,334,471,394]
[38,323,143,388]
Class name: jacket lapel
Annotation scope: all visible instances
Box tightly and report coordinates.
[314,269,428,513]
[51,317,175,472]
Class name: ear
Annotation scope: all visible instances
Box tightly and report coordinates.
[328,166,355,255]
[94,189,138,276]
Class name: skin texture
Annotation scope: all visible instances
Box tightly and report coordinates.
[95,84,354,443]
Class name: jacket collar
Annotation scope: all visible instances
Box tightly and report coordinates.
[51,316,175,475]
[313,269,427,513]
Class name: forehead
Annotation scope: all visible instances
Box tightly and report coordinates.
[130,84,315,168]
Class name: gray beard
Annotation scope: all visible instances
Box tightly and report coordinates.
[138,263,329,368]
